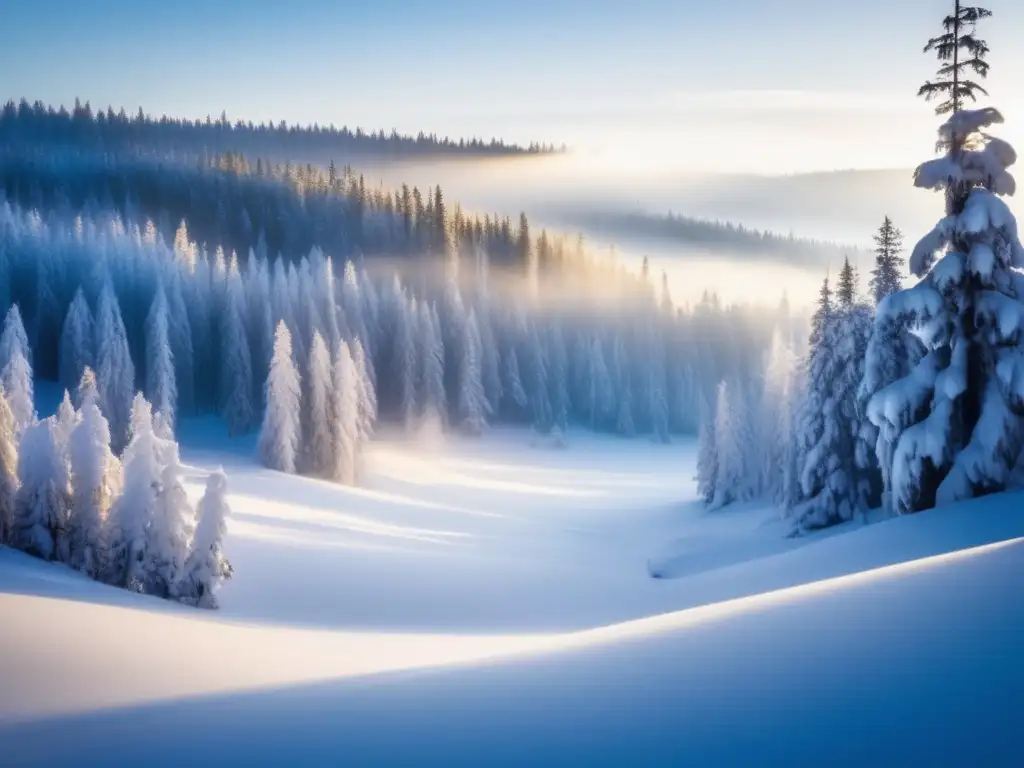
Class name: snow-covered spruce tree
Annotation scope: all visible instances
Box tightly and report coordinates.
[869,108,1023,513]
[141,436,192,599]
[67,368,120,578]
[391,290,418,430]
[860,218,925,512]
[220,266,253,436]
[107,394,162,590]
[331,340,360,485]
[458,310,489,435]
[11,418,71,562]
[182,469,232,609]
[0,304,30,372]
[352,338,377,444]
[95,279,136,453]
[60,288,94,395]
[259,321,302,473]
[165,272,195,417]
[304,331,334,477]
[795,261,875,528]
[145,283,178,426]
[0,385,18,545]
[0,306,33,435]
[695,395,718,505]
[420,301,447,425]
[711,379,754,509]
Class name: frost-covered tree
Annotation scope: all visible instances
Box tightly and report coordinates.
[0,304,30,372]
[142,437,192,599]
[352,338,377,444]
[304,331,334,476]
[145,283,177,426]
[12,418,71,561]
[182,469,232,609]
[107,394,162,590]
[0,385,18,544]
[60,288,94,394]
[67,368,120,578]
[220,266,253,435]
[869,107,1024,513]
[0,306,33,435]
[95,279,136,453]
[331,340,360,485]
[695,396,718,504]
[420,302,447,424]
[259,321,301,473]
[711,379,752,509]
[870,217,906,304]
[392,291,418,429]
[795,261,875,527]
[458,310,488,434]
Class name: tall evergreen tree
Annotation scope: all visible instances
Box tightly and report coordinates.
[870,217,905,304]
[259,321,301,473]
[60,288,94,395]
[0,384,18,545]
[331,340,360,485]
[870,106,1023,513]
[145,283,178,426]
[67,368,119,579]
[918,2,992,118]
[182,469,232,609]
[12,418,71,562]
[304,331,334,477]
[95,279,136,453]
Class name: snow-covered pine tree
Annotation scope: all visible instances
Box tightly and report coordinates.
[392,291,418,429]
[182,468,232,609]
[59,288,94,394]
[304,331,334,477]
[870,217,905,304]
[259,321,301,473]
[220,265,253,436]
[796,261,875,528]
[11,417,71,561]
[352,337,377,444]
[458,310,489,435]
[107,394,162,590]
[145,282,178,426]
[711,379,752,508]
[0,305,33,436]
[0,384,18,544]
[331,340,360,485]
[0,304,30,372]
[141,436,192,599]
[695,394,718,505]
[67,368,120,578]
[420,301,447,425]
[95,279,136,453]
[860,218,925,512]
[869,107,1023,513]
[165,272,195,417]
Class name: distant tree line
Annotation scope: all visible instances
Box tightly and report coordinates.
[560,208,867,268]
[0,98,564,160]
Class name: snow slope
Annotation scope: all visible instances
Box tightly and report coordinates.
[1,420,1022,765]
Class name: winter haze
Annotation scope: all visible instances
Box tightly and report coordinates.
[0,1,1022,765]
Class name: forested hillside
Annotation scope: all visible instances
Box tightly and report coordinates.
[0,99,562,160]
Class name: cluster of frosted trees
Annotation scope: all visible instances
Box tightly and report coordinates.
[0,308,231,607]
[0,198,785,447]
[698,107,1024,530]
[258,321,374,484]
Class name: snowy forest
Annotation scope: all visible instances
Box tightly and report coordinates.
[697,3,1024,532]
[0,98,563,159]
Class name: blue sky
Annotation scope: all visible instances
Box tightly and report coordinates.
[2,0,1022,172]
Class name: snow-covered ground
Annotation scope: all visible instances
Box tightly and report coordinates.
[1,420,1022,765]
